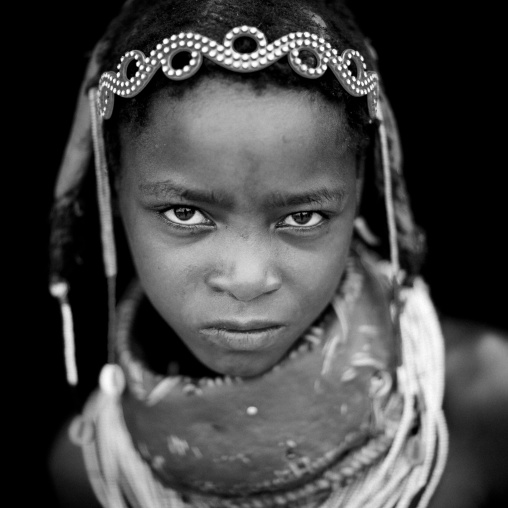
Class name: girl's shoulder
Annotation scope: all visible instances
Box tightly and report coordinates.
[430,317,508,507]
[441,317,508,422]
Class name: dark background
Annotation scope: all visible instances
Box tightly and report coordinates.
[9,1,505,505]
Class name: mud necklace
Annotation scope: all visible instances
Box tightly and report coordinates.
[72,253,447,508]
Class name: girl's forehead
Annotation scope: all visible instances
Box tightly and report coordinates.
[123,79,351,161]
[119,80,356,198]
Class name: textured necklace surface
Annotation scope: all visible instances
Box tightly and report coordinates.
[111,255,401,507]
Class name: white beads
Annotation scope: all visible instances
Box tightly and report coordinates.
[99,363,126,397]
[98,26,379,119]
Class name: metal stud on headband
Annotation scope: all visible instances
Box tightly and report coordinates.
[98,25,379,119]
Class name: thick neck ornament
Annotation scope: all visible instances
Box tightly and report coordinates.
[98,25,379,119]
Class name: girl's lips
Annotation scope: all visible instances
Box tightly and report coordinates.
[198,324,286,351]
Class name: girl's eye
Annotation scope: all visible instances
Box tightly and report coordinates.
[163,206,211,226]
[278,211,325,228]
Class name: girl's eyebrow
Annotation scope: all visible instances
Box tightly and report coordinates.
[138,180,234,207]
[139,179,346,208]
[265,186,346,208]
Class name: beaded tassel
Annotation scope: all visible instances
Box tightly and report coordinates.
[377,97,400,278]
[89,88,118,365]
[50,281,78,386]
[376,91,406,368]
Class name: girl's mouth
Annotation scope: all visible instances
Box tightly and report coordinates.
[199,322,286,351]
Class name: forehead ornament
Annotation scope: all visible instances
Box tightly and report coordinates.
[98,25,379,119]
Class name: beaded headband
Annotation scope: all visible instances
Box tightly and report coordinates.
[98,25,379,119]
[53,26,394,388]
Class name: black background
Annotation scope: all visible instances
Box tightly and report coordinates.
[8,1,506,505]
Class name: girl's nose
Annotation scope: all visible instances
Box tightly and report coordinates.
[206,241,282,302]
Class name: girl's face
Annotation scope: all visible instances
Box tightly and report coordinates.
[118,81,358,378]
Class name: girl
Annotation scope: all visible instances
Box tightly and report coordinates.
[47,0,507,507]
